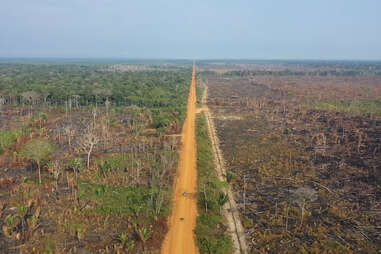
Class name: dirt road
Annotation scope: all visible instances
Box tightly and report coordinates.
[161,65,198,254]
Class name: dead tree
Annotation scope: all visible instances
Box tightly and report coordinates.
[79,126,99,168]
[21,91,41,117]
[92,108,97,126]
[356,129,365,153]
[21,91,41,105]
[0,96,5,115]
[64,125,75,149]
[72,95,81,108]
[105,99,111,117]
[291,187,318,228]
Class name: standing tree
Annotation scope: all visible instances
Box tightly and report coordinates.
[21,91,41,106]
[79,126,99,168]
[39,112,48,130]
[63,124,75,149]
[20,139,56,184]
[291,187,318,227]
[0,96,5,116]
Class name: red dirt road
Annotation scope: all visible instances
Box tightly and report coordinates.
[161,65,198,254]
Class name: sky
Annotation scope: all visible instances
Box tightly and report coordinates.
[0,0,381,60]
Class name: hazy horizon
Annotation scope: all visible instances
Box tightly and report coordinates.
[2,57,381,62]
[1,0,381,60]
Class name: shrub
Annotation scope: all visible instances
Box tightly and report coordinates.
[0,129,26,154]
[20,139,56,184]
[98,154,129,177]
[195,115,233,253]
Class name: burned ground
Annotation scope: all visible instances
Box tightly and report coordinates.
[202,68,381,253]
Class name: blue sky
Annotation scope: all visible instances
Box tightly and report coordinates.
[1,0,380,59]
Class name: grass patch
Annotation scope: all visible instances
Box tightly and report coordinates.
[0,128,29,154]
[305,99,381,117]
[79,181,170,216]
[97,153,131,177]
[196,81,205,106]
[195,114,233,254]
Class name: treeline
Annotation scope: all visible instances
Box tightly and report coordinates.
[223,69,381,77]
[0,63,191,131]
[0,63,191,107]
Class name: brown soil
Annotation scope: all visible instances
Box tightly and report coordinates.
[161,65,198,254]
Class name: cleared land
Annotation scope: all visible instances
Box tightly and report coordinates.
[200,61,381,253]
[201,85,247,254]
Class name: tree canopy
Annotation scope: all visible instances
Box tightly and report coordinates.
[20,139,55,165]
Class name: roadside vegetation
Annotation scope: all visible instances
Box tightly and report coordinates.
[196,77,205,106]
[195,114,232,254]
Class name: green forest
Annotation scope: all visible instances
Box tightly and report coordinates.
[0,63,191,131]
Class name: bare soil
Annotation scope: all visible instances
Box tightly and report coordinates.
[161,65,198,254]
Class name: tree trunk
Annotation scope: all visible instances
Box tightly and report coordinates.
[87,145,93,168]
[38,162,41,185]
[87,151,91,169]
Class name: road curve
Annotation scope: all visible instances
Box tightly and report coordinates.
[161,64,198,254]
